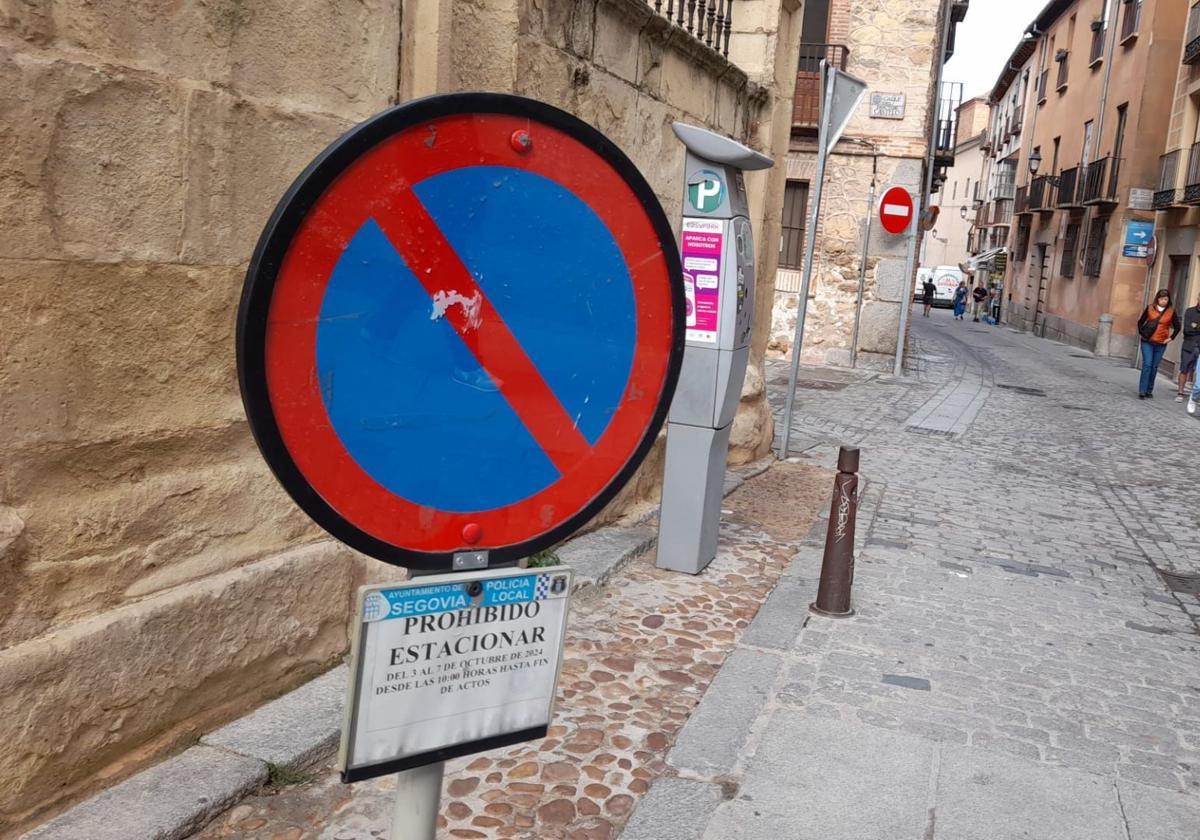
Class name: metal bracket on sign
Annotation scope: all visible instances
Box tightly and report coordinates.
[453,551,489,571]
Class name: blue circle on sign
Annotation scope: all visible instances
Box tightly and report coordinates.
[314,165,637,512]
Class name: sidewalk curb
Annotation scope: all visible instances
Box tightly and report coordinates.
[22,460,778,840]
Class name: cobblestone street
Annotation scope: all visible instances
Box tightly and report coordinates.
[187,310,1200,840]
[624,310,1200,839]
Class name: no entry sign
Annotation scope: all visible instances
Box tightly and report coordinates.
[879,186,914,235]
[238,94,684,570]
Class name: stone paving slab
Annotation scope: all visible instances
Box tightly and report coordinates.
[667,647,784,778]
[1117,778,1200,840]
[619,777,724,840]
[935,744,1126,840]
[22,747,267,840]
[559,526,658,594]
[699,714,935,840]
[201,665,348,771]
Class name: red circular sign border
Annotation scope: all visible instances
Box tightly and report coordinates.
[237,94,684,570]
[879,185,914,235]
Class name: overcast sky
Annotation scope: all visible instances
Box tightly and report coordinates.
[944,0,1050,102]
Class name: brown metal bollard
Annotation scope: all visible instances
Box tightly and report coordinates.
[810,446,860,617]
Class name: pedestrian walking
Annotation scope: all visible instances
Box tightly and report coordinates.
[971,283,988,322]
[922,277,936,318]
[952,280,969,321]
[1177,296,1200,403]
[1137,289,1180,399]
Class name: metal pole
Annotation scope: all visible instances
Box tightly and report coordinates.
[778,64,834,459]
[893,195,922,377]
[849,180,876,369]
[391,761,444,840]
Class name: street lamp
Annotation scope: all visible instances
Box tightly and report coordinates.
[959,205,968,220]
[1028,149,1060,186]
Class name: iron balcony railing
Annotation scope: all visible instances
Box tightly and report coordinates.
[652,0,735,57]
[1185,141,1200,204]
[992,200,1013,226]
[995,179,1016,201]
[1056,165,1083,207]
[1056,52,1070,89]
[1121,0,1141,41]
[1029,175,1053,210]
[1187,3,1200,65]
[934,81,963,164]
[1015,184,1029,214]
[1155,150,1181,209]
[1082,156,1121,205]
[792,43,850,131]
[1011,104,1023,135]
[1090,23,1105,64]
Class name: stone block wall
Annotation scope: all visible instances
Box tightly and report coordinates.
[0,1,403,830]
[1,0,800,830]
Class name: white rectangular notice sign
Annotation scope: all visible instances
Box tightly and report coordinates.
[338,566,573,782]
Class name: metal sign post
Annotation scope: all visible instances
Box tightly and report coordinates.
[849,181,876,370]
[657,123,772,575]
[778,62,867,459]
[893,192,922,376]
[237,93,685,838]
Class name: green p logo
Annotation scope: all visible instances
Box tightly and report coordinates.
[688,170,725,213]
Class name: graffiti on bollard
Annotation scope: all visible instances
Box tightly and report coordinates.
[810,446,860,617]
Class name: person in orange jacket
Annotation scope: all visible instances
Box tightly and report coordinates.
[1137,289,1181,399]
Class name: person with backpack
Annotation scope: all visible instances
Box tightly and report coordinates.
[1136,289,1181,399]
[952,280,969,321]
[971,283,988,322]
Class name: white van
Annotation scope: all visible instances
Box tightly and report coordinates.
[913,265,965,307]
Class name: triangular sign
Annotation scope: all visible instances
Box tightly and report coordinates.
[823,66,868,153]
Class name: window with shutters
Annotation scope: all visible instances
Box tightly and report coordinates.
[1060,221,1080,277]
[779,181,809,270]
[1083,215,1108,277]
[1015,217,1031,263]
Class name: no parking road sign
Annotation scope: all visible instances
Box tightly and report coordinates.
[238,93,684,571]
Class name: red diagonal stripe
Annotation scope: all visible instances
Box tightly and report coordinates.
[374,185,592,474]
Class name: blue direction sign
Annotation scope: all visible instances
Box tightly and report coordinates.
[237,94,684,570]
[1123,219,1154,258]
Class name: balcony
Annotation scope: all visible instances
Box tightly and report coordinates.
[995,179,1016,201]
[1187,4,1200,65]
[975,203,990,227]
[1082,156,1120,206]
[992,200,1013,227]
[1056,51,1070,90]
[653,0,737,56]
[1010,104,1023,135]
[1089,22,1105,65]
[1015,184,1029,215]
[1185,142,1200,204]
[1029,175,1054,211]
[1056,165,1083,208]
[1120,0,1141,43]
[933,81,963,166]
[1155,150,1181,209]
[792,43,850,132]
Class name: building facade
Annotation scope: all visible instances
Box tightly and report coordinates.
[924,97,989,269]
[1150,5,1200,378]
[995,0,1184,358]
[769,0,969,368]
